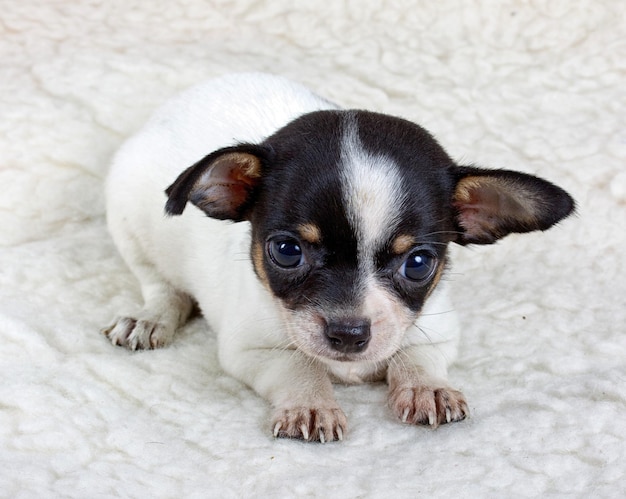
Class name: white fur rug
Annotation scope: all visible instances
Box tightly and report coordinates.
[1,1,624,497]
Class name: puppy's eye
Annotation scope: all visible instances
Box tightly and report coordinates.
[267,237,304,269]
[399,250,437,283]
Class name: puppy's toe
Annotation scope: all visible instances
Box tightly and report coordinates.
[102,317,174,350]
[271,406,347,443]
[389,385,468,428]
[102,317,135,347]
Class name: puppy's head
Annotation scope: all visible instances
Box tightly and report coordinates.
[166,110,574,364]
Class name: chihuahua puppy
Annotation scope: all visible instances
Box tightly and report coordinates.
[104,73,574,442]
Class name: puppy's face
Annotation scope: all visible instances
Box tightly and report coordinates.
[166,110,574,365]
[248,112,456,363]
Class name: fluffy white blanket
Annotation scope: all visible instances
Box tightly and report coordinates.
[1,1,624,496]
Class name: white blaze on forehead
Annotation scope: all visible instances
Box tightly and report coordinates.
[340,115,406,268]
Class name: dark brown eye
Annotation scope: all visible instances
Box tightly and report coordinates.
[399,250,437,283]
[267,237,303,268]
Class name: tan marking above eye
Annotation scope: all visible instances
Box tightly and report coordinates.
[391,234,415,255]
[297,223,322,244]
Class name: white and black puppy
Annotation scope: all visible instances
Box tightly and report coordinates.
[104,73,574,443]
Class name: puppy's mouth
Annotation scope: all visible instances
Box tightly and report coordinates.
[303,336,397,365]
[324,352,369,363]
[305,345,376,365]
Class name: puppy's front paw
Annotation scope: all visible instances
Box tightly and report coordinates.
[102,317,175,350]
[389,385,468,428]
[272,406,347,443]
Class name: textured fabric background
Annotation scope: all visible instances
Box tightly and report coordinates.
[1,1,624,497]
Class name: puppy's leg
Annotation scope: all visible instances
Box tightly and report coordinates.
[103,232,193,350]
[387,343,469,427]
[103,281,193,350]
[224,347,346,442]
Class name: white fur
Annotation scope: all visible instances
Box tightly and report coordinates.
[340,114,406,271]
[105,73,465,442]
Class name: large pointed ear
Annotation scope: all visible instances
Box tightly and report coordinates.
[451,166,575,245]
[165,144,269,221]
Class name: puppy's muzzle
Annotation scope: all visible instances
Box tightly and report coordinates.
[324,319,371,354]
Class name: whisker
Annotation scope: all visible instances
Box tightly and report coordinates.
[418,308,455,318]
[415,324,434,345]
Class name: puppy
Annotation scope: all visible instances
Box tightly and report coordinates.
[104,73,574,442]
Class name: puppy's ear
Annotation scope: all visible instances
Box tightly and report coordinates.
[451,166,575,245]
[165,145,269,221]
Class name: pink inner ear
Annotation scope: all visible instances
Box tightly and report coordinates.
[190,152,262,219]
[202,162,254,207]
[454,182,499,234]
[453,176,536,243]
[203,154,260,184]
[454,204,494,240]
[451,169,573,244]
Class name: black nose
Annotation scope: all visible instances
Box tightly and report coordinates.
[325,319,371,354]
